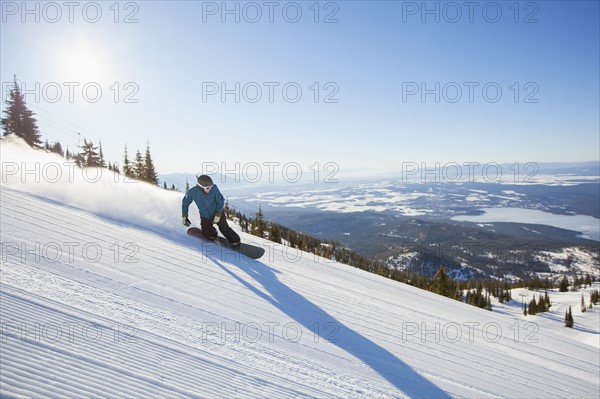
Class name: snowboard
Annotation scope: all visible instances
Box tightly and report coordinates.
[187,227,265,260]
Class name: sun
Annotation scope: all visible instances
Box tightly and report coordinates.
[61,39,108,83]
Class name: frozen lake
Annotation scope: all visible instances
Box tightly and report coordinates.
[452,207,600,241]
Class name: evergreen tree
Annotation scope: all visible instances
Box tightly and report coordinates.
[98,141,106,168]
[528,297,536,315]
[530,275,542,290]
[240,215,249,232]
[559,275,569,292]
[122,145,134,178]
[252,205,266,238]
[143,143,159,185]
[487,294,492,311]
[581,294,587,313]
[80,139,102,167]
[454,282,463,301]
[433,267,452,298]
[591,290,600,305]
[565,306,574,328]
[466,279,475,291]
[1,77,42,147]
[286,230,297,248]
[300,234,310,252]
[49,141,64,156]
[72,151,85,167]
[270,223,282,243]
[133,150,144,179]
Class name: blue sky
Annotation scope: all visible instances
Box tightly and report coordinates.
[1,1,599,174]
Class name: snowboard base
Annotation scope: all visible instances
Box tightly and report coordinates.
[187,227,265,260]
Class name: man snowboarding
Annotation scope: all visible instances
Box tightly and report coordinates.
[182,174,241,247]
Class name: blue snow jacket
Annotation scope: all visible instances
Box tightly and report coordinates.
[182,184,225,219]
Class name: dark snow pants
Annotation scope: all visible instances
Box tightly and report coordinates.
[200,213,240,244]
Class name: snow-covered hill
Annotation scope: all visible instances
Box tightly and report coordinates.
[1,137,599,398]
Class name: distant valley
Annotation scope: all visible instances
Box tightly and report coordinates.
[161,163,600,281]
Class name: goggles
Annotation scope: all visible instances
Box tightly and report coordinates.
[198,183,213,191]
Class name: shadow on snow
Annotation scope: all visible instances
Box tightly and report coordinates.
[210,255,451,398]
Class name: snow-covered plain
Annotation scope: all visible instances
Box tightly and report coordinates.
[244,187,435,215]
[1,137,599,398]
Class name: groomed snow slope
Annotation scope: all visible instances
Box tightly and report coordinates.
[1,137,599,398]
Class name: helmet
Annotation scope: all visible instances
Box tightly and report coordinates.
[196,174,214,188]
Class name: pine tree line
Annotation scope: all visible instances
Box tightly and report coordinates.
[227,204,370,266]
[564,290,599,329]
[465,289,493,311]
[232,203,600,315]
[121,144,160,185]
[557,274,595,293]
[227,202,598,319]
[1,76,181,190]
[527,292,551,315]
[43,139,65,156]
[226,205,532,311]
[509,273,596,293]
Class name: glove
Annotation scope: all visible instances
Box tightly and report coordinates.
[213,213,221,224]
[182,213,191,226]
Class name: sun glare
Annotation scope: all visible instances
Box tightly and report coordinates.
[61,40,107,83]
